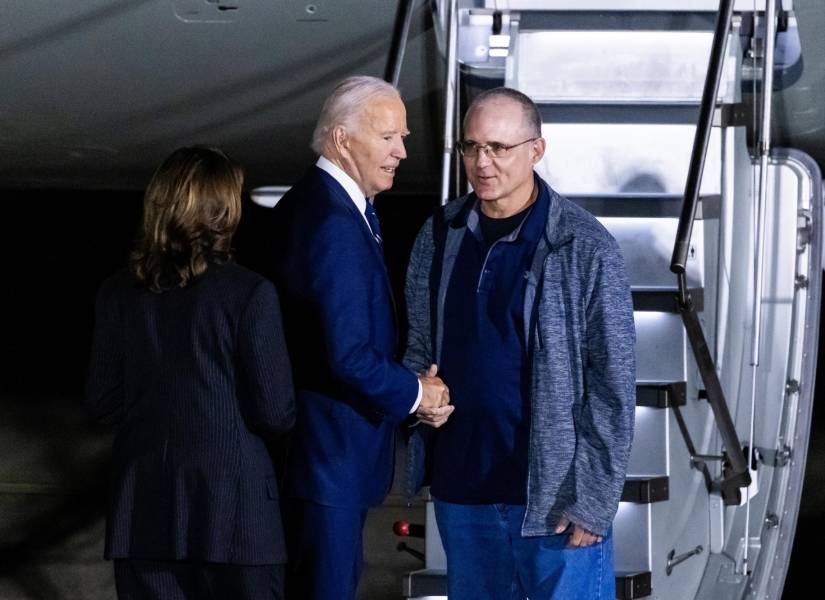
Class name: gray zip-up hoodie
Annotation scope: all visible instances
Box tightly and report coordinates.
[403,176,636,536]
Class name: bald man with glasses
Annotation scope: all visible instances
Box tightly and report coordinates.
[403,87,637,599]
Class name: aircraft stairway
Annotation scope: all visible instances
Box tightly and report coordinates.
[402,1,822,599]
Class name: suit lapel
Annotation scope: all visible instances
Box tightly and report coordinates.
[314,168,385,260]
[313,167,399,332]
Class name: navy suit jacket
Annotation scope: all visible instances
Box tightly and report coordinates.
[85,263,295,564]
[272,166,418,508]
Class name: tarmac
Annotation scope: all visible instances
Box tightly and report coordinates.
[0,392,821,599]
[0,394,427,600]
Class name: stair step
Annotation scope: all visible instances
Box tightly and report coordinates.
[519,6,721,23]
[536,120,721,196]
[570,194,719,219]
[592,213,705,291]
[402,568,446,597]
[632,288,703,312]
[637,382,686,408]
[512,27,716,105]
[616,571,653,600]
[403,569,653,599]
[622,476,669,504]
[539,104,700,125]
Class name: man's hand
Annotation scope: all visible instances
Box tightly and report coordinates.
[416,364,453,428]
[418,364,450,408]
[554,517,603,548]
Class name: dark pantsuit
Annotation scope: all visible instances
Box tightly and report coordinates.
[114,560,284,600]
[87,263,296,600]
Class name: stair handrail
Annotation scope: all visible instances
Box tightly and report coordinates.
[671,0,734,274]
[384,0,418,87]
[669,0,751,502]
[440,0,459,206]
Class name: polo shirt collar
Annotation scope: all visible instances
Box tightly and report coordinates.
[464,173,550,244]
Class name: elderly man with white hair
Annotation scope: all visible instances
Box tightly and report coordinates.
[270,75,452,600]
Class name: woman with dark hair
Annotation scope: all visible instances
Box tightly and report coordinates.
[86,147,294,600]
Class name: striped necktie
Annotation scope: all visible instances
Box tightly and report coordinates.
[364,201,383,247]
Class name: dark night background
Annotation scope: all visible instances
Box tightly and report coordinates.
[0,187,821,598]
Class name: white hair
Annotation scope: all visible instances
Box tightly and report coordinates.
[311,76,401,155]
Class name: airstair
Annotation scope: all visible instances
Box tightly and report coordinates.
[401,1,822,598]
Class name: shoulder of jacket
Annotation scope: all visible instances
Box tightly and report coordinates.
[209,262,272,294]
[97,268,136,299]
[441,194,471,221]
[558,198,619,252]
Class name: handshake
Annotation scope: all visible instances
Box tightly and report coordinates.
[416,364,454,428]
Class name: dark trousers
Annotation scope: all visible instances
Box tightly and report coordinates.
[114,559,284,600]
[283,499,369,600]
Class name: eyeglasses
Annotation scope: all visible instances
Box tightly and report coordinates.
[456,137,537,158]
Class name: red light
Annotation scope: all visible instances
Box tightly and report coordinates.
[393,520,411,536]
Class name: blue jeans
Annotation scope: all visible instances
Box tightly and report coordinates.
[434,500,615,600]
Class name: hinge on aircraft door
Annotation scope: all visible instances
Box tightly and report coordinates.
[797,208,812,253]
[785,378,800,394]
[755,444,792,468]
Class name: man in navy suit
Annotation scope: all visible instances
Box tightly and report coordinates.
[271,76,453,600]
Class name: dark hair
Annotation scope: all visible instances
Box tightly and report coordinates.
[464,87,542,137]
[130,146,243,293]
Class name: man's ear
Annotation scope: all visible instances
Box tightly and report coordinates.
[333,126,349,154]
[532,137,547,164]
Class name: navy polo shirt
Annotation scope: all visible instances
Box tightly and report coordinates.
[431,183,549,505]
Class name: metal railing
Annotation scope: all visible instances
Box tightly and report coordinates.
[384,0,418,87]
[440,0,459,206]
[670,0,751,503]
